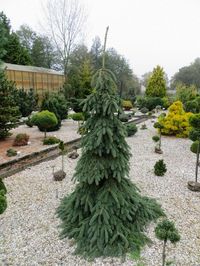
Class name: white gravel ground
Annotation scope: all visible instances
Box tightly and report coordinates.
[0,120,200,266]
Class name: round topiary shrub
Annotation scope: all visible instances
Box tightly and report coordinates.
[152,135,160,142]
[31,110,58,138]
[154,159,167,176]
[190,140,199,154]
[43,136,61,145]
[125,123,137,137]
[13,133,29,146]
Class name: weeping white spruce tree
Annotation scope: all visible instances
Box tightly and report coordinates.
[57,27,164,258]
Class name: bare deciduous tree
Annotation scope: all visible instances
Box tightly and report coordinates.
[43,0,87,76]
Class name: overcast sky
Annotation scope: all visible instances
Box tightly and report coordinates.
[1,0,200,79]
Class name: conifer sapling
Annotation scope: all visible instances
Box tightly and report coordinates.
[154,160,167,176]
[155,219,180,266]
[57,27,164,258]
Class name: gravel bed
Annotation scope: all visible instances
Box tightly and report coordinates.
[0,120,200,265]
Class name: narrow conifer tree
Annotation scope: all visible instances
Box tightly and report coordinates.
[57,27,164,258]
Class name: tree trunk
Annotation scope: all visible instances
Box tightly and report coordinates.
[62,154,64,172]
[44,130,47,138]
[159,130,161,150]
[195,140,200,183]
[162,239,167,266]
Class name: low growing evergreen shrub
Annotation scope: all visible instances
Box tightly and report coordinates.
[119,113,129,122]
[13,133,29,146]
[154,160,167,176]
[125,123,137,136]
[43,136,61,145]
[6,148,17,157]
[68,112,84,121]
[158,101,192,138]
[122,100,133,110]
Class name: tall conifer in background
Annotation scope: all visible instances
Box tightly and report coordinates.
[0,67,19,139]
[57,27,164,258]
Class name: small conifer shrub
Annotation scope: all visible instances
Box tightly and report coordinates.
[31,110,58,138]
[43,136,61,145]
[125,123,137,137]
[154,160,167,176]
[13,133,29,146]
[155,219,180,266]
[122,100,133,111]
[6,148,17,157]
[152,135,160,142]
[119,113,129,122]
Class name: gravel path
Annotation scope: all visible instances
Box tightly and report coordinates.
[0,120,200,266]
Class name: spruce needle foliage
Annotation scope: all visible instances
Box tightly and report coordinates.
[57,28,164,259]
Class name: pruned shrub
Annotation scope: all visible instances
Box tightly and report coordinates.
[154,160,167,176]
[122,100,133,110]
[152,135,160,142]
[158,101,192,138]
[41,93,68,130]
[68,112,84,121]
[125,123,137,136]
[119,114,129,122]
[190,141,199,154]
[31,110,58,138]
[43,136,61,145]
[155,219,180,266]
[13,133,29,146]
[6,148,17,157]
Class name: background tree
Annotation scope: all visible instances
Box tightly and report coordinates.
[43,0,87,76]
[17,24,57,69]
[145,65,166,97]
[0,67,20,139]
[0,13,32,65]
[0,12,10,60]
[57,27,164,258]
[171,58,200,89]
